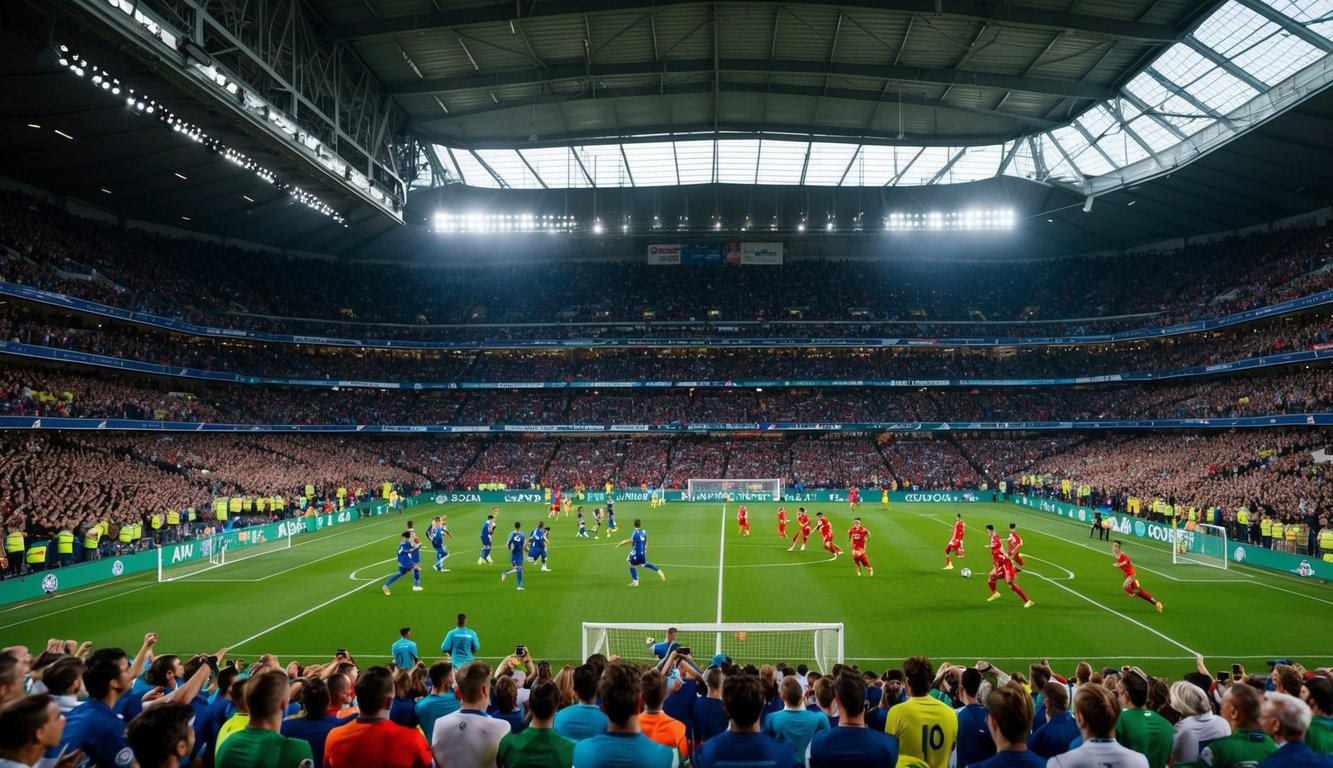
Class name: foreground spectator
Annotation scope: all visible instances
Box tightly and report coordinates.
[693,672,792,768]
[1259,693,1332,768]
[0,693,77,768]
[125,702,193,768]
[60,638,156,768]
[806,671,899,767]
[1030,681,1080,759]
[280,677,353,768]
[762,674,830,764]
[1050,685,1148,768]
[431,661,510,768]
[971,684,1044,768]
[571,660,679,768]
[324,666,431,768]
[415,662,460,741]
[889,656,957,768]
[1170,680,1231,764]
[553,663,609,742]
[1301,677,1333,756]
[496,678,576,768]
[1202,684,1276,768]
[957,667,996,768]
[1116,667,1174,768]
[215,671,311,768]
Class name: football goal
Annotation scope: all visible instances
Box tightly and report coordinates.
[1171,521,1228,570]
[686,479,783,503]
[157,525,293,581]
[582,621,843,672]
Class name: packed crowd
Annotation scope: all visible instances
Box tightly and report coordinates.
[2,629,1330,768]
[3,190,1332,343]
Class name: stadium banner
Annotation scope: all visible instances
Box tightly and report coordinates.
[682,243,724,265]
[737,242,784,265]
[1009,495,1333,581]
[0,500,405,605]
[4,280,1333,352]
[646,244,681,265]
[433,489,982,503]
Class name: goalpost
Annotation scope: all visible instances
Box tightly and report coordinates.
[157,525,293,582]
[686,479,784,503]
[582,622,843,672]
[1171,521,1228,570]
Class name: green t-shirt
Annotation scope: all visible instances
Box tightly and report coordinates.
[497,725,576,768]
[1307,718,1333,756]
[1199,728,1277,768]
[215,726,314,768]
[1115,707,1175,768]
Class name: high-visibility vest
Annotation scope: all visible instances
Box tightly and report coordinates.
[272,497,285,511]
[186,508,197,522]
[84,528,100,550]
[216,506,228,522]
[118,526,133,543]
[1319,528,1333,551]
[166,510,180,526]
[150,514,163,530]
[228,498,242,514]
[1261,519,1274,537]
[56,530,75,555]
[4,531,24,553]
[25,543,47,565]
[1237,509,1250,525]
[241,498,253,512]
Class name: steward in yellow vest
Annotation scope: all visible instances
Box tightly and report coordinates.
[55,530,75,564]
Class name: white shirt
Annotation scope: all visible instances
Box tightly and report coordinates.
[431,708,511,768]
[1048,738,1151,768]
[1173,713,1231,764]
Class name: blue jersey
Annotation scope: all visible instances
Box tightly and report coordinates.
[397,540,415,569]
[530,527,548,552]
[631,528,648,559]
[429,525,446,550]
[507,531,526,564]
[481,520,494,544]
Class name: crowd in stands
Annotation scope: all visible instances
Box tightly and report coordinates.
[2,630,1330,768]
[3,189,1332,344]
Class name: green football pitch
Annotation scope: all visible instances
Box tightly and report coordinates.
[4,501,1330,677]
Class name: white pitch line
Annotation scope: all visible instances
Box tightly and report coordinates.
[0,573,155,615]
[715,502,727,650]
[0,583,157,630]
[229,575,386,650]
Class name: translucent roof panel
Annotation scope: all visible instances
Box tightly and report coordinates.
[432,145,463,184]
[1004,140,1040,180]
[622,142,678,186]
[575,144,630,187]
[847,145,898,186]
[1036,134,1080,181]
[754,140,807,185]
[946,145,1004,183]
[674,141,716,185]
[1127,115,1181,153]
[451,150,503,188]
[1051,125,1116,178]
[901,146,951,185]
[1186,67,1258,115]
[520,147,581,187]
[803,142,859,185]
[474,149,544,189]
[1260,0,1333,41]
[716,140,760,184]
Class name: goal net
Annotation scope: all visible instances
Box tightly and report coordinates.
[157,525,293,581]
[582,622,843,672]
[686,479,783,503]
[1171,521,1228,570]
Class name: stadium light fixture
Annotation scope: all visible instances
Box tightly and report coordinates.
[593,217,605,235]
[883,208,1016,231]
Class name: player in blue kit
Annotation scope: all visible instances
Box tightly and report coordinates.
[528,521,551,571]
[606,498,618,533]
[617,518,665,587]
[383,531,422,594]
[406,520,423,576]
[576,507,591,538]
[500,521,526,591]
[428,516,453,572]
[478,512,496,564]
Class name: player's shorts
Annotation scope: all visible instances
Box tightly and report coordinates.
[510,557,525,567]
[397,564,413,575]
[947,539,962,551]
[528,547,546,559]
[628,554,646,566]
[435,547,446,556]
[1002,563,1017,580]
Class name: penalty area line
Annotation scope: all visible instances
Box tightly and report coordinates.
[230,575,386,650]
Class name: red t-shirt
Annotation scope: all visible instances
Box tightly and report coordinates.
[1115,552,1136,577]
[848,526,869,551]
[1007,531,1023,551]
[952,521,965,542]
[324,718,431,768]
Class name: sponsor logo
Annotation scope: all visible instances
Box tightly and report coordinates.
[170,545,194,563]
[1295,561,1315,577]
[1134,520,1148,538]
[1233,547,1246,562]
[111,560,124,576]
[503,493,544,503]
[42,573,59,594]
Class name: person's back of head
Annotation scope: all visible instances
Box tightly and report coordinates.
[81,648,129,701]
[835,671,867,720]
[813,677,836,713]
[1303,677,1332,717]
[781,676,804,708]
[1168,680,1209,718]
[1119,668,1149,708]
[961,668,983,700]
[987,684,1034,745]
[1263,692,1312,741]
[1274,666,1303,698]
[42,657,84,698]
[572,664,598,703]
[456,661,492,707]
[299,677,330,721]
[599,660,642,727]
[1226,682,1265,728]
[641,668,665,710]
[1073,685,1121,739]
[493,675,518,713]
[1075,662,1093,685]
[354,666,395,718]
[246,671,291,722]
[723,673,766,729]
[325,673,350,711]
[127,701,194,768]
[0,694,56,751]
[1030,665,1052,689]
[429,661,454,693]
[1043,681,1070,713]
[903,656,934,698]
[528,679,560,722]
[145,655,179,688]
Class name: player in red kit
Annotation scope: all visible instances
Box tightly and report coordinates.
[1007,523,1025,568]
[944,513,966,570]
[815,512,843,556]
[737,504,751,536]
[985,524,1033,607]
[848,517,872,576]
[848,486,860,510]
[788,507,812,551]
[776,507,788,538]
[1112,540,1163,612]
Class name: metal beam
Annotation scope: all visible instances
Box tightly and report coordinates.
[1184,35,1267,92]
[321,0,1182,43]
[1235,0,1333,53]
[385,58,1112,99]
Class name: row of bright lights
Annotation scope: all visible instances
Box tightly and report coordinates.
[58,45,345,224]
[430,208,1018,234]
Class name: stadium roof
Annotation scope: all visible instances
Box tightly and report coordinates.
[0,0,1331,260]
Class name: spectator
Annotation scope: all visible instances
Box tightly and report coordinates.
[888,656,957,768]
[570,659,679,768]
[1301,677,1333,755]
[958,667,997,768]
[125,701,194,768]
[762,674,830,764]
[1115,667,1175,768]
[0,694,75,768]
[496,679,576,768]
[60,637,156,768]
[553,663,609,742]
[1258,693,1331,768]
[1029,681,1080,759]
[967,684,1045,768]
[693,672,793,768]
[431,661,510,768]
[323,666,431,768]
[489,675,525,734]
[806,671,899,767]
[1202,683,1276,768]
[638,668,689,759]
[280,677,353,768]
[214,671,312,768]
[0,649,30,706]
[416,662,460,741]
[1050,684,1149,768]
[1170,680,1231,765]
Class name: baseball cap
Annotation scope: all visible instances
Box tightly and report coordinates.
[711,654,731,668]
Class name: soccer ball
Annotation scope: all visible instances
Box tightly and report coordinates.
[960,568,972,578]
